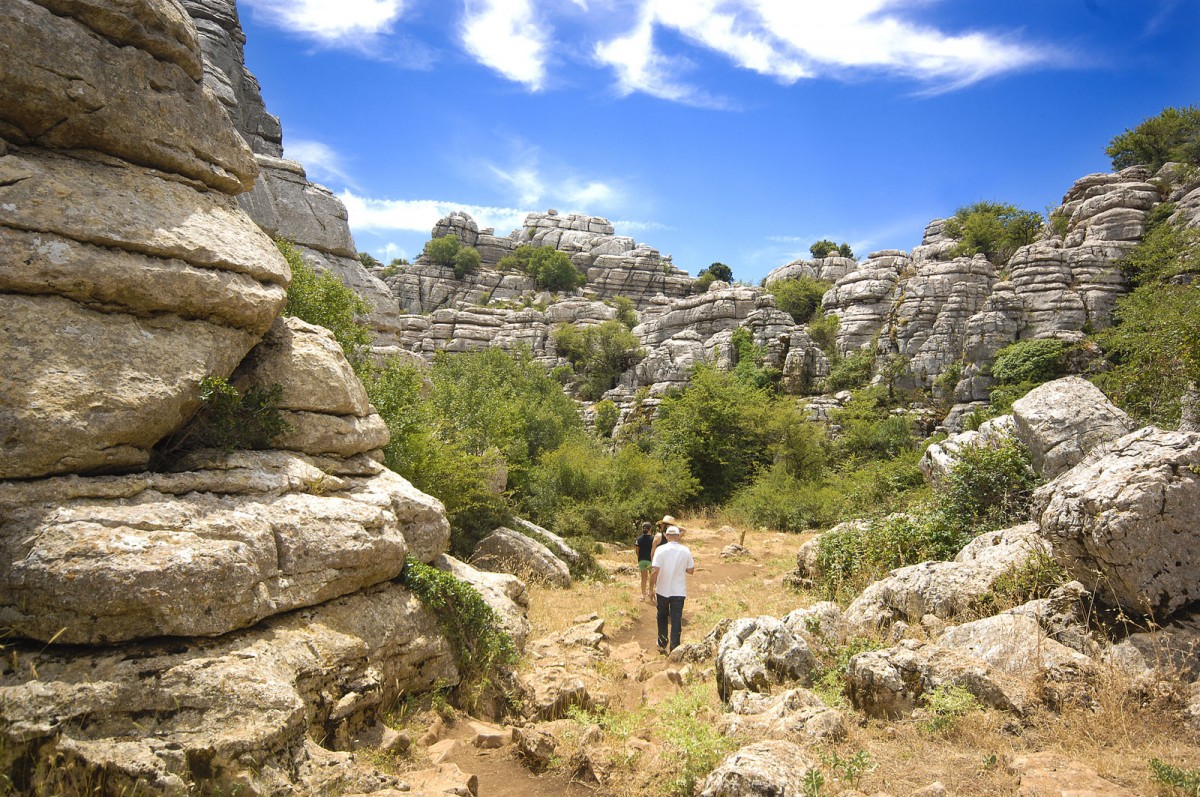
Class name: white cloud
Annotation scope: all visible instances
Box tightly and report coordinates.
[284,139,358,189]
[243,0,405,43]
[339,192,533,237]
[594,0,1053,103]
[460,0,549,89]
[482,146,625,214]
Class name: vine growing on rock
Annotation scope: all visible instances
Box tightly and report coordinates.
[401,557,518,713]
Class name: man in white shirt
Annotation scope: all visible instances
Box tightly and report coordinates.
[649,525,695,654]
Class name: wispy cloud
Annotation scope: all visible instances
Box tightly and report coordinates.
[481,144,627,215]
[339,192,533,237]
[242,0,406,45]
[460,0,549,89]
[284,139,359,189]
[595,0,1055,103]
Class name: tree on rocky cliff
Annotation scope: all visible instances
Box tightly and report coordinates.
[499,245,587,291]
[943,201,1043,265]
[1106,105,1200,172]
[810,240,855,259]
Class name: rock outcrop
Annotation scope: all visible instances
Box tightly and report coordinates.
[1033,426,1200,618]
[1011,376,1135,479]
[0,0,286,480]
[471,527,572,587]
[181,0,404,344]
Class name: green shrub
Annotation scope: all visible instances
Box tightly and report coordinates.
[1150,758,1200,796]
[919,684,982,734]
[592,400,620,439]
[609,295,638,329]
[727,464,845,532]
[1118,217,1199,286]
[768,276,832,325]
[658,683,740,796]
[280,238,372,367]
[826,349,875,392]
[401,557,518,712]
[522,437,699,541]
[810,240,855,259]
[943,201,1043,265]
[651,364,777,505]
[972,549,1069,617]
[499,245,586,291]
[1048,209,1070,238]
[553,320,643,400]
[986,380,1041,416]
[358,251,381,268]
[700,262,733,282]
[424,234,462,266]
[807,311,840,357]
[453,245,481,279]
[937,435,1039,535]
[1107,105,1200,171]
[991,338,1068,385]
[158,376,289,461]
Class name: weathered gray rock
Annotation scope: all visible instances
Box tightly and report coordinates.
[0,450,449,643]
[763,256,858,286]
[715,616,817,700]
[843,524,1048,633]
[846,639,1027,719]
[937,612,1094,681]
[434,554,531,651]
[1011,377,1135,479]
[720,688,847,741]
[1,0,256,194]
[698,740,816,797]
[0,579,457,795]
[1034,427,1200,618]
[0,148,289,479]
[919,415,1017,487]
[512,517,582,569]
[472,527,571,587]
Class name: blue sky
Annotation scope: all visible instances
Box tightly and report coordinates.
[238,0,1200,284]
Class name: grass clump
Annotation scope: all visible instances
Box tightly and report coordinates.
[658,682,741,796]
[1150,758,1200,796]
[918,684,983,734]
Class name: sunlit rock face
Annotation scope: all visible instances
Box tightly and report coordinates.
[0,0,287,480]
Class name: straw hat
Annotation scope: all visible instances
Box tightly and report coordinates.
[656,514,677,527]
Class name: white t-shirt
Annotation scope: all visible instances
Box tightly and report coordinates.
[652,541,695,598]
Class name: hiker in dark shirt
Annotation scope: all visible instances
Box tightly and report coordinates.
[635,521,655,604]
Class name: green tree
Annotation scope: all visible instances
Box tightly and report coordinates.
[553,320,643,400]
[498,245,586,291]
[651,364,776,504]
[424,234,462,266]
[453,245,482,279]
[767,276,832,324]
[358,251,381,269]
[700,262,733,282]
[942,201,1043,265]
[593,400,620,439]
[280,238,372,367]
[609,295,638,329]
[810,240,855,259]
[1106,105,1200,171]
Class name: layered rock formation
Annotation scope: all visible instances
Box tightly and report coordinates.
[0,4,478,792]
[180,0,404,344]
[389,208,695,314]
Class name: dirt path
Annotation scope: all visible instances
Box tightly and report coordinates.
[429,524,805,796]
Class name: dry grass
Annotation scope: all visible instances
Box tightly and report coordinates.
[527,570,641,638]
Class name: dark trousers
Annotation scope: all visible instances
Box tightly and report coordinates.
[656,594,685,651]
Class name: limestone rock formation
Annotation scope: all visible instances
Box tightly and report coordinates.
[1011,376,1135,479]
[763,255,858,286]
[699,740,817,797]
[714,615,817,700]
[842,524,1048,633]
[720,688,847,742]
[181,0,404,344]
[434,554,532,651]
[0,3,288,480]
[390,209,694,314]
[1033,426,1200,618]
[0,581,456,795]
[471,527,572,587]
[919,415,1017,487]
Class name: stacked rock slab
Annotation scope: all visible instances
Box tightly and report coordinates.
[0,0,282,479]
[0,3,471,792]
[180,0,404,344]
[389,209,695,314]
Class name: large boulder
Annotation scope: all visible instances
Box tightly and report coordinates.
[1011,377,1135,479]
[1,0,256,193]
[0,580,457,795]
[0,450,448,644]
[714,616,817,700]
[1033,427,1200,618]
[433,554,531,651]
[471,527,571,587]
[698,740,817,797]
[719,688,847,742]
[0,148,289,479]
[846,639,1028,719]
[843,524,1047,632]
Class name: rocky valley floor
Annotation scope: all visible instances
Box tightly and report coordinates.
[366,523,1200,796]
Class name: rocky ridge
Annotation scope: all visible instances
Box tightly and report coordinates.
[0,3,497,793]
